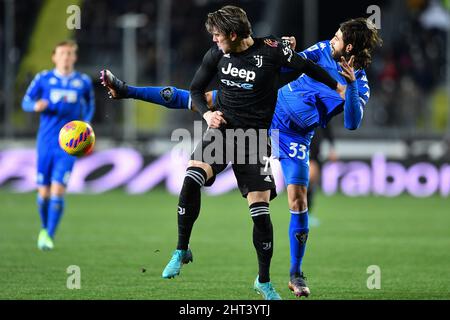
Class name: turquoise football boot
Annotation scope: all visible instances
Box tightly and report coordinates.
[253,276,282,300]
[161,249,193,279]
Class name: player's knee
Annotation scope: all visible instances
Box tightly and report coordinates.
[288,189,308,212]
[247,191,271,205]
[183,167,207,188]
[38,187,50,199]
[50,183,66,197]
[187,161,214,181]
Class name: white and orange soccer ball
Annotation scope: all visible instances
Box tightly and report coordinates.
[59,120,95,157]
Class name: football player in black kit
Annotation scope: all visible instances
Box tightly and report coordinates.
[161,5,346,300]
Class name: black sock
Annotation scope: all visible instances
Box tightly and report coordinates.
[176,167,207,250]
[250,202,273,283]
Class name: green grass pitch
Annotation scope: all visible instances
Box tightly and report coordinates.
[0,189,449,300]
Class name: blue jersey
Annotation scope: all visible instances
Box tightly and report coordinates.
[22,69,95,149]
[273,41,370,132]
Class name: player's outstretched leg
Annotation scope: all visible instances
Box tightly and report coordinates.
[162,167,207,279]
[100,69,192,110]
[288,209,311,297]
[250,202,281,300]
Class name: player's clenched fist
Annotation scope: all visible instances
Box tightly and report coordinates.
[203,111,227,129]
[34,99,49,112]
[282,36,297,50]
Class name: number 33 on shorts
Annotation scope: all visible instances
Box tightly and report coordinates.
[288,143,308,161]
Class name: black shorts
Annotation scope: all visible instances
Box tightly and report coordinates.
[190,128,277,200]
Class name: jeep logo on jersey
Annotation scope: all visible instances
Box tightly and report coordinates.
[221,63,256,82]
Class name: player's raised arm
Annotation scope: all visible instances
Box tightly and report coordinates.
[339,55,366,130]
[280,43,346,99]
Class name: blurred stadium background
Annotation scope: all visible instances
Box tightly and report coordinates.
[0,0,449,300]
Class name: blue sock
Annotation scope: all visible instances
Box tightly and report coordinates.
[47,196,65,239]
[37,195,50,229]
[289,209,309,276]
[127,86,191,110]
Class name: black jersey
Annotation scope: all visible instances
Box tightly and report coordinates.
[190,36,338,129]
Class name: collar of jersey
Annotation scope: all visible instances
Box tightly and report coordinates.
[53,68,76,80]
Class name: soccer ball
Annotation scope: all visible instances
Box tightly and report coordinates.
[59,120,96,157]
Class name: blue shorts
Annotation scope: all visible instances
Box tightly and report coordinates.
[37,145,76,187]
[271,129,314,187]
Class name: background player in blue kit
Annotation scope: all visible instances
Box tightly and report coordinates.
[101,17,381,297]
[22,40,95,251]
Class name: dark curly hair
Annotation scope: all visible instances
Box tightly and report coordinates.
[340,18,383,69]
[205,5,253,39]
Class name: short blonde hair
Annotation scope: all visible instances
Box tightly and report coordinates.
[52,40,78,55]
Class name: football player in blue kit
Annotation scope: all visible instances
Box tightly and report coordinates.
[101,17,381,297]
[22,41,95,250]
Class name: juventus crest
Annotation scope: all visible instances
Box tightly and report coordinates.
[253,55,263,68]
